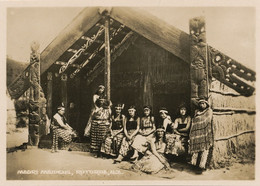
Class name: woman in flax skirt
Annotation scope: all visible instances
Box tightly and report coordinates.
[90,99,112,157]
[131,105,156,159]
[165,104,191,157]
[84,85,105,137]
[101,103,125,157]
[189,99,213,174]
[132,127,170,174]
[114,105,140,163]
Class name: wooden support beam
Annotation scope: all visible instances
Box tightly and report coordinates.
[46,72,53,118]
[85,32,138,86]
[143,70,153,108]
[61,74,68,118]
[189,16,209,101]
[104,16,111,100]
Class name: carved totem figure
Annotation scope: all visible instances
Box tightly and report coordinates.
[28,42,47,146]
[189,17,208,100]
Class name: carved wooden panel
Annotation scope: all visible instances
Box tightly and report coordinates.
[208,46,255,96]
[189,16,208,99]
[8,66,31,99]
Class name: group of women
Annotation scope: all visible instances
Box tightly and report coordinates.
[83,85,214,174]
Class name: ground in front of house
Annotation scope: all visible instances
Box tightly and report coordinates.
[6,148,255,180]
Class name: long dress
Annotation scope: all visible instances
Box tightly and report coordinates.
[131,116,155,154]
[189,108,213,169]
[100,114,125,156]
[90,107,111,153]
[165,116,191,156]
[133,138,168,174]
[118,117,139,157]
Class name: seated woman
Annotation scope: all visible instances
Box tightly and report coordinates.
[131,105,156,159]
[132,127,170,174]
[90,99,112,157]
[114,105,140,163]
[157,107,176,150]
[51,105,77,153]
[165,104,191,156]
[101,103,125,157]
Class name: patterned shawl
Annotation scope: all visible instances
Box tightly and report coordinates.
[189,108,213,153]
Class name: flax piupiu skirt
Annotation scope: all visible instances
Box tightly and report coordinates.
[90,120,110,153]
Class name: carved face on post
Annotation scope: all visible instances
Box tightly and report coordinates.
[190,17,206,46]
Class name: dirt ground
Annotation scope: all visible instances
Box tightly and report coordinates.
[6,148,255,180]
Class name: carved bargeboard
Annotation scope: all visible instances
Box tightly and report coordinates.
[189,17,208,99]
[208,46,255,96]
[8,66,31,99]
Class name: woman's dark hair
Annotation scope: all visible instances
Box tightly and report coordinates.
[94,86,105,97]
[126,106,139,120]
[112,106,123,119]
[176,103,189,118]
[155,128,166,143]
[142,105,153,118]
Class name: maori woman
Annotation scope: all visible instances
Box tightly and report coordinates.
[90,98,112,157]
[51,105,77,153]
[132,127,170,174]
[84,85,105,137]
[114,105,140,163]
[131,105,156,159]
[101,103,125,157]
[165,104,191,156]
[158,107,175,151]
[189,99,213,174]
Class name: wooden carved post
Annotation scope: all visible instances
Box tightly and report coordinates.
[47,72,53,118]
[28,41,41,146]
[189,17,209,103]
[61,73,68,118]
[104,16,111,100]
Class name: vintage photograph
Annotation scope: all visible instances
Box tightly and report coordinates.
[5,4,256,182]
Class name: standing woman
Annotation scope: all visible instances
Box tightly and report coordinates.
[131,105,156,159]
[84,85,105,137]
[189,99,213,173]
[101,103,125,157]
[165,104,191,156]
[90,99,111,157]
[114,105,140,163]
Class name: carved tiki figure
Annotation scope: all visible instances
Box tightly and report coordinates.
[190,17,208,99]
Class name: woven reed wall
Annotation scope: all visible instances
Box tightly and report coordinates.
[209,80,255,168]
